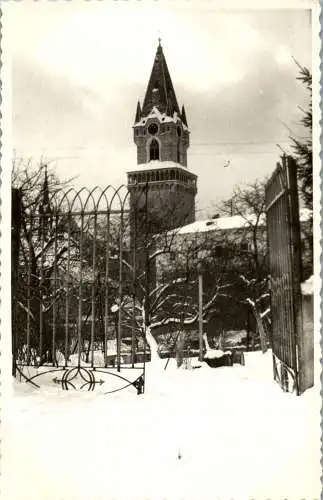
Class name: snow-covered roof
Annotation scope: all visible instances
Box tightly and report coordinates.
[127,160,196,176]
[175,208,312,235]
[134,106,189,131]
[176,215,263,234]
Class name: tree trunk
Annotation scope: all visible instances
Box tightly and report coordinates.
[202,332,211,351]
[252,227,260,274]
[145,325,160,361]
[251,304,267,353]
[176,330,185,367]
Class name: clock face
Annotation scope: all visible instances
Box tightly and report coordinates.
[148,123,159,136]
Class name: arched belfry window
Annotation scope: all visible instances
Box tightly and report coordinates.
[150,139,160,161]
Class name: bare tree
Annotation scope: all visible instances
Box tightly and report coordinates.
[215,180,270,351]
[112,184,232,365]
[217,179,267,276]
[12,158,76,364]
[119,230,232,364]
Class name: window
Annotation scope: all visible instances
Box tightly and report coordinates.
[148,123,159,136]
[214,246,222,257]
[240,242,249,252]
[150,139,160,160]
[177,135,181,163]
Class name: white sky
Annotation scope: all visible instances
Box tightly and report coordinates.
[6,2,312,217]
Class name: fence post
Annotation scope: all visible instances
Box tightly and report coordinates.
[265,155,304,394]
[117,210,124,372]
[287,156,305,394]
[11,188,22,376]
[198,271,204,361]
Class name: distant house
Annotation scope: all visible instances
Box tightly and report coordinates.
[152,207,312,342]
[156,207,312,281]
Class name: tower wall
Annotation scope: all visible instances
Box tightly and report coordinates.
[134,120,189,167]
[129,182,195,234]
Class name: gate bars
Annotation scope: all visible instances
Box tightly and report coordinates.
[265,155,303,394]
[13,185,147,394]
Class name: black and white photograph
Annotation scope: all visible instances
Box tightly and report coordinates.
[1,1,321,499]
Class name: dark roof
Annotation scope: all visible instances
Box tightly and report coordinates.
[39,164,51,213]
[141,42,181,118]
[181,105,188,127]
[134,101,142,123]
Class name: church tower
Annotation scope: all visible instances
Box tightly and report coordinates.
[127,41,197,233]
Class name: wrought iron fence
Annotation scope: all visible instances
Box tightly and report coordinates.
[265,155,304,394]
[12,185,150,394]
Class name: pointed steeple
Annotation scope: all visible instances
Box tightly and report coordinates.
[42,164,49,208]
[141,41,181,117]
[39,164,52,239]
[181,105,188,127]
[134,101,142,123]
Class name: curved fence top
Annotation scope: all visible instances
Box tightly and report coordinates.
[32,185,131,216]
[30,182,172,217]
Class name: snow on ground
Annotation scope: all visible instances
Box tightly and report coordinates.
[2,350,321,500]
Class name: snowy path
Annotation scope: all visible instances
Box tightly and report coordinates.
[2,351,321,500]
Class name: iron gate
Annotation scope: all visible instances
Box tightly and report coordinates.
[265,155,304,394]
[12,183,149,394]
